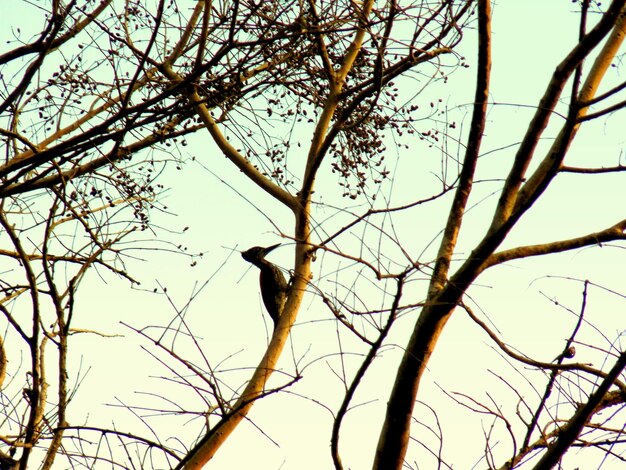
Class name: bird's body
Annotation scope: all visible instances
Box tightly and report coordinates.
[241,244,288,326]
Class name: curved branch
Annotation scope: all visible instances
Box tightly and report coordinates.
[185,87,298,211]
[59,425,180,460]
[331,272,406,470]
[461,303,626,392]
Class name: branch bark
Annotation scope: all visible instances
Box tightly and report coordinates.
[532,349,626,470]
[484,219,626,268]
[373,1,492,467]
[489,0,626,232]
[176,2,378,466]
[374,3,626,468]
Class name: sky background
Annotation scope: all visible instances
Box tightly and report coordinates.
[1,1,626,468]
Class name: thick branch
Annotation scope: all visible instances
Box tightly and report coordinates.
[427,1,491,297]
[373,2,491,467]
[513,3,626,215]
[300,0,375,199]
[489,0,626,232]
[485,219,626,268]
[174,5,329,468]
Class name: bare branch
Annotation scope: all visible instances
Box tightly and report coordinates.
[532,349,626,469]
[485,219,626,268]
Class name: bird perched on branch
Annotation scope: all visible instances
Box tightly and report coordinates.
[241,244,288,326]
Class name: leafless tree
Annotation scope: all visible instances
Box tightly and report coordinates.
[1,0,625,469]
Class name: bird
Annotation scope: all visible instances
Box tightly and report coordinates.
[241,244,289,326]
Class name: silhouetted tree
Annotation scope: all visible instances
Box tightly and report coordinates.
[1,1,626,469]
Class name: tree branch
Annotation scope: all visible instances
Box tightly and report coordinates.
[489,0,626,232]
[373,2,491,467]
[532,349,626,469]
[484,219,626,268]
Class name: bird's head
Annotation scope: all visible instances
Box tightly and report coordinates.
[241,243,281,263]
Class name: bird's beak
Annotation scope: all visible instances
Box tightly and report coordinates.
[264,243,281,254]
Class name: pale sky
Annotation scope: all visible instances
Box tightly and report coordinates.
[1,1,626,469]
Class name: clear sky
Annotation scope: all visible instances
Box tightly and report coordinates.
[1,1,625,468]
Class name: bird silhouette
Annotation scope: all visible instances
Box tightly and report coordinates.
[241,244,288,326]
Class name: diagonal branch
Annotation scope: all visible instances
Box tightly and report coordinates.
[461,303,626,392]
[185,87,298,211]
[531,349,626,470]
[511,3,626,218]
[484,219,626,268]
[489,0,626,232]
